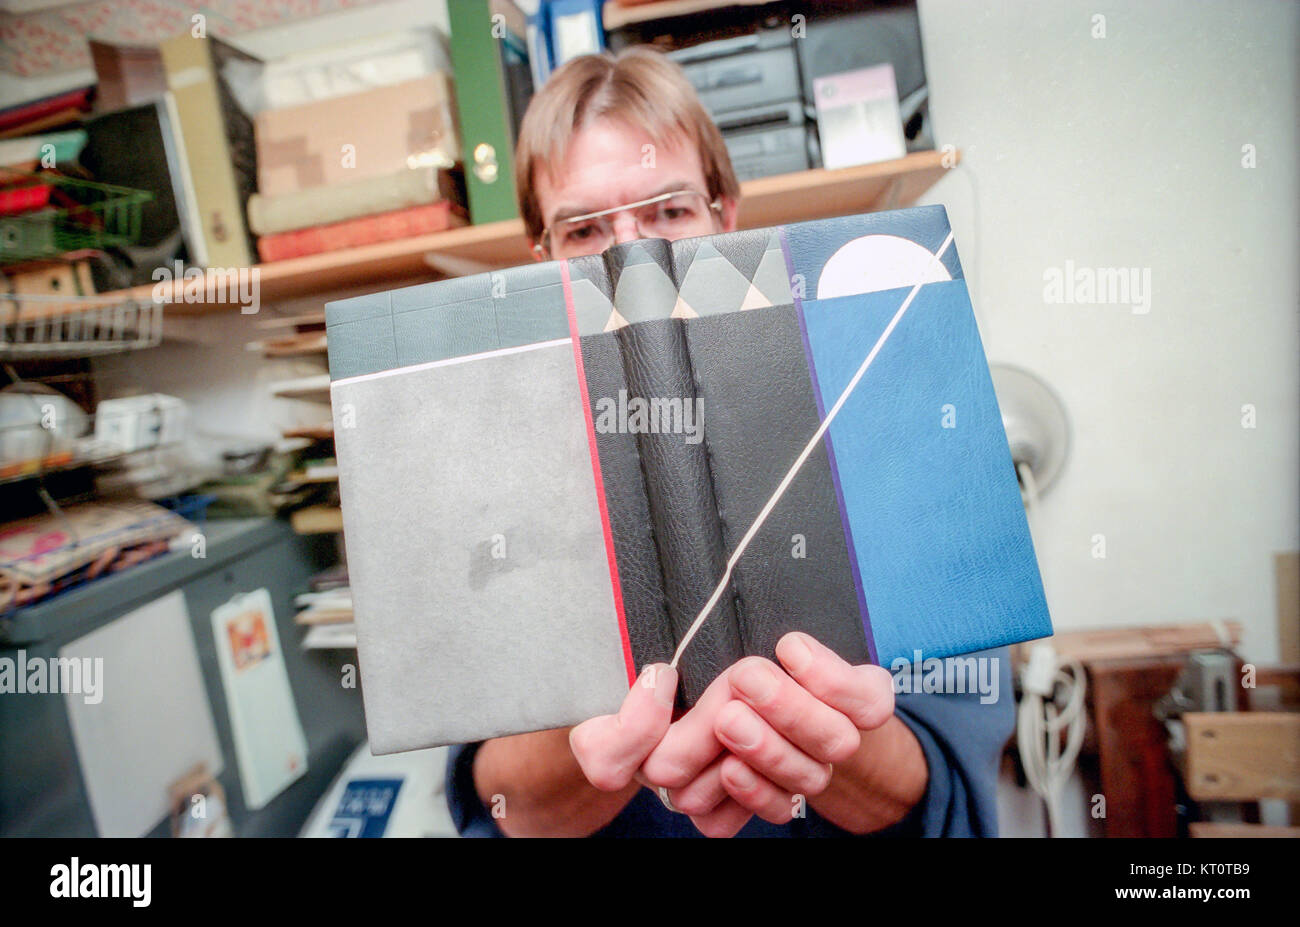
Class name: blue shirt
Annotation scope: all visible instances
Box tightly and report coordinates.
[446,647,1012,837]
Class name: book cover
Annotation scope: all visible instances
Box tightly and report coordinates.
[326,205,1052,753]
[158,33,259,269]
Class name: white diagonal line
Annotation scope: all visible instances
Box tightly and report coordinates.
[670,230,956,669]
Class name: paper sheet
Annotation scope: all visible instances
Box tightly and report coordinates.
[210,588,308,809]
[61,590,223,837]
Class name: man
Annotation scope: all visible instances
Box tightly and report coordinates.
[446,46,1012,838]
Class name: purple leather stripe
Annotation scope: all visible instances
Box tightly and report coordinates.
[778,226,878,666]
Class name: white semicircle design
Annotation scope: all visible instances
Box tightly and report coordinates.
[816,234,952,300]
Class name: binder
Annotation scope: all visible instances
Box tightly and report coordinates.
[446,0,534,224]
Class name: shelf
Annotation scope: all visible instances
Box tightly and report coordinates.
[0,445,127,487]
[257,332,328,358]
[81,151,953,315]
[291,505,343,535]
[734,151,952,229]
[282,423,334,441]
[602,0,775,29]
[271,373,330,402]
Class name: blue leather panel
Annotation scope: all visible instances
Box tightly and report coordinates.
[800,280,1051,664]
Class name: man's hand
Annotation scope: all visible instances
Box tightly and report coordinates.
[568,662,679,792]
[640,632,898,837]
[475,663,679,836]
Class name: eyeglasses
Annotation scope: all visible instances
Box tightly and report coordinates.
[535,189,723,259]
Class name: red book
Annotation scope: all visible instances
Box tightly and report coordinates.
[0,87,92,132]
[256,201,463,262]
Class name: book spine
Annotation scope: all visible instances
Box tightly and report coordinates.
[0,87,91,132]
[602,240,744,705]
[447,0,526,224]
[670,230,875,669]
[256,202,457,262]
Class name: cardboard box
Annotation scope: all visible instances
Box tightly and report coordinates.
[254,74,459,198]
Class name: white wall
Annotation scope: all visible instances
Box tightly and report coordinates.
[917,0,1299,665]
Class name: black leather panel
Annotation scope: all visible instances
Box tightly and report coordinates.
[613,316,744,704]
[683,304,872,667]
[577,332,678,678]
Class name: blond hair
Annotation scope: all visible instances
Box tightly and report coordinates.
[514,46,740,244]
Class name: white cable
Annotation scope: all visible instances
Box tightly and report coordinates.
[670,230,956,669]
[1017,460,1039,514]
[1016,657,1086,836]
[1013,463,1085,836]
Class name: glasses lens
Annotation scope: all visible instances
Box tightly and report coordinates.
[638,192,708,237]
[554,216,612,256]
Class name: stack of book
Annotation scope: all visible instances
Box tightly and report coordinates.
[249,60,466,262]
[294,565,355,650]
[248,164,466,262]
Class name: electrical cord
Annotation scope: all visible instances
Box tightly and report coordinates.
[1016,643,1086,837]
[1012,460,1086,836]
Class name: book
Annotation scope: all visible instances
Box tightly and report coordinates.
[87,40,167,112]
[158,33,260,268]
[253,74,458,199]
[325,205,1053,753]
[0,130,86,171]
[446,0,534,223]
[549,0,605,66]
[246,165,462,236]
[0,87,92,135]
[255,201,463,262]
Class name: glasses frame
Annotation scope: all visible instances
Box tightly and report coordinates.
[534,189,723,259]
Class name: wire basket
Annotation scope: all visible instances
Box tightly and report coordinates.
[1,291,163,360]
[0,168,151,266]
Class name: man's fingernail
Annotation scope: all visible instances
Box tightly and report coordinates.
[781,634,813,673]
[652,664,678,707]
[732,661,779,702]
[728,762,757,790]
[722,710,762,750]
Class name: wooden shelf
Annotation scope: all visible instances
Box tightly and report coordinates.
[602,0,775,29]
[271,373,330,402]
[283,423,334,441]
[734,151,952,229]
[100,151,953,315]
[291,505,343,535]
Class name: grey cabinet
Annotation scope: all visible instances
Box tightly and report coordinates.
[0,517,366,837]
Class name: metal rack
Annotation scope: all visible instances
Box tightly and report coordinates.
[0,168,150,266]
[1,290,163,360]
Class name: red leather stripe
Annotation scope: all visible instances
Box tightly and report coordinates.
[560,261,637,686]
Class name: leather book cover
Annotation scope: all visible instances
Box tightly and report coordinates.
[326,205,1052,753]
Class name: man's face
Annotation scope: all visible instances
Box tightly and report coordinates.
[533,117,738,260]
